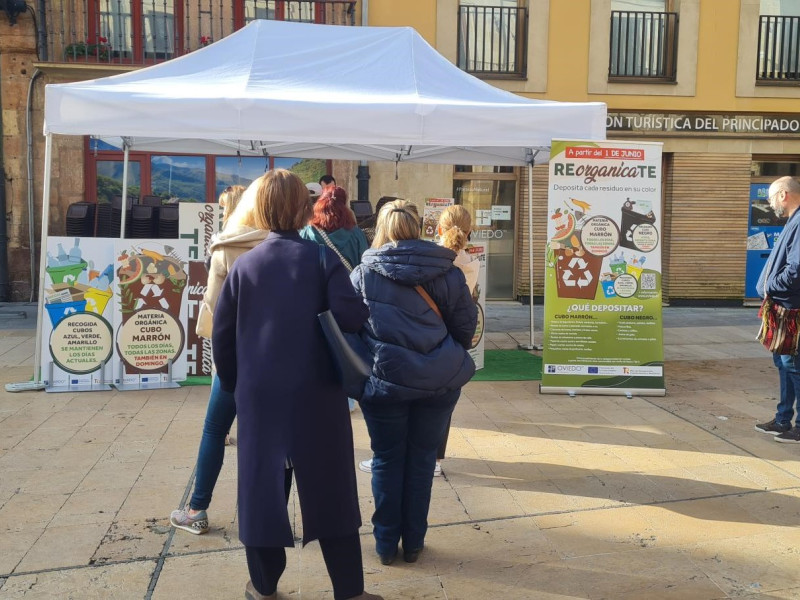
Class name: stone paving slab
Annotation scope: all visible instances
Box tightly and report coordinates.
[2,305,800,598]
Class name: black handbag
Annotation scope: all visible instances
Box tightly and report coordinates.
[317,245,371,399]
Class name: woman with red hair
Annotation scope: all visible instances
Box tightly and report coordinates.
[300,186,369,273]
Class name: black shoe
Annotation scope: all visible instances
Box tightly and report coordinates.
[755,419,791,435]
[378,549,397,565]
[775,426,800,443]
[403,547,423,563]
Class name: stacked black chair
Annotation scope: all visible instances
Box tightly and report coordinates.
[158,204,179,238]
[350,201,373,224]
[65,202,96,237]
[96,202,113,237]
[110,195,135,238]
[131,205,156,238]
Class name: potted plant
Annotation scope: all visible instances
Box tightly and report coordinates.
[64,37,112,62]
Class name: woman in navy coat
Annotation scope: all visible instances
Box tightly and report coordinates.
[350,200,477,566]
[213,169,380,600]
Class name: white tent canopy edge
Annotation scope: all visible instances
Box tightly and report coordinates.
[20,20,607,389]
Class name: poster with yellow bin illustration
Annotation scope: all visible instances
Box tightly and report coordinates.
[40,237,116,389]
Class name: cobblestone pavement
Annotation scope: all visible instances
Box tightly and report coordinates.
[3,303,800,599]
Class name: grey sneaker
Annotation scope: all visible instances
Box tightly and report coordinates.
[755,419,791,435]
[170,507,209,535]
[775,426,800,444]
[359,458,373,473]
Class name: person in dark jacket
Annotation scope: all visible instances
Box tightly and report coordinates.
[756,176,800,443]
[213,169,381,600]
[350,199,477,566]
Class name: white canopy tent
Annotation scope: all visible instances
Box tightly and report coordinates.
[18,19,607,390]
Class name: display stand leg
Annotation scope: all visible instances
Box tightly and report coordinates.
[44,360,112,393]
[114,359,180,391]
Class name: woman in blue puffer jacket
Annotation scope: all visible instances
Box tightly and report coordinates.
[350,199,477,566]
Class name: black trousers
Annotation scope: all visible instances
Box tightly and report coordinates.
[245,533,364,599]
[436,415,452,460]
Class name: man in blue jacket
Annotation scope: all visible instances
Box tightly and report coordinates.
[756,176,800,442]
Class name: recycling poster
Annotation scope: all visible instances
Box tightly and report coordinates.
[541,140,665,395]
[113,240,190,387]
[40,237,190,390]
[465,244,487,370]
[40,237,116,388]
[179,202,223,376]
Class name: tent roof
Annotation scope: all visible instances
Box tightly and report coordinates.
[45,20,606,165]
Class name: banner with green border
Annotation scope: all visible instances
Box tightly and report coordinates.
[541,140,665,396]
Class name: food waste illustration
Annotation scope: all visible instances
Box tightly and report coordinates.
[115,243,189,375]
[547,197,659,300]
[117,245,187,315]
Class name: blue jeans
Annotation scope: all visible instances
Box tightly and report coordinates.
[190,374,237,510]
[360,389,460,556]
[773,353,800,427]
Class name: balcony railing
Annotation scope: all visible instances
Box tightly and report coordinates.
[45,0,358,66]
[609,10,678,81]
[457,4,528,78]
[757,15,800,83]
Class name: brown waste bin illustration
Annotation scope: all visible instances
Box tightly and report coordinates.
[554,249,602,299]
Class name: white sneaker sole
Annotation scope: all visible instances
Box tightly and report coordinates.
[170,516,209,535]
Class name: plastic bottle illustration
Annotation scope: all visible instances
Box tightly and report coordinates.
[47,252,58,268]
[90,263,114,290]
[56,243,69,265]
[69,238,82,264]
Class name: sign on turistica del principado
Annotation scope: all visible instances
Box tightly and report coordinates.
[541,140,665,397]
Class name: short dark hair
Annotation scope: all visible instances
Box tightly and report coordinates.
[319,175,336,186]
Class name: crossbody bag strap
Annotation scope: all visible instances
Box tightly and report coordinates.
[415,284,442,319]
[314,226,353,272]
[318,244,327,300]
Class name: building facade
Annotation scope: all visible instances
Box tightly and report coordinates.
[0,0,798,302]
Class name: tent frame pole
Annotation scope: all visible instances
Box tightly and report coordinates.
[31,133,53,386]
[119,142,130,239]
[519,161,541,352]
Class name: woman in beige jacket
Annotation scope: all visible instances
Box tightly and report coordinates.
[171,179,270,535]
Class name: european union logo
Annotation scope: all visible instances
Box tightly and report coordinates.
[588,367,598,374]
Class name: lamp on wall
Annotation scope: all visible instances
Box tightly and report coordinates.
[0,0,27,24]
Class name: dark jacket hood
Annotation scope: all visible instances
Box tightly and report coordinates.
[361,239,457,286]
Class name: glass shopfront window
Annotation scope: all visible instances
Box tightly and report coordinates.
[453,172,517,299]
[151,155,207,202]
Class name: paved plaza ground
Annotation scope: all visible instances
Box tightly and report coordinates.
[2,302,800,599]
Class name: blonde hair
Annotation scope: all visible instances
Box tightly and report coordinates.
[224,177,263,230]
[219,185,246,229]
[253,169,311,231]
[372,200,421,247]
[438,205,472,253]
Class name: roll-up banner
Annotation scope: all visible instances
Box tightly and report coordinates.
[542,140,665,396]
[113,240,190,389]
[41,237,190,391]
[179,202,223,376]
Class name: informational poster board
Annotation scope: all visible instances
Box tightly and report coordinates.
[113,240,190,388]
[179,202,223,375]
[466,244,487,370]
[40,237,117,390]
[541,140,665,396]
[746,183,785,299]
[421,198,454,240]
